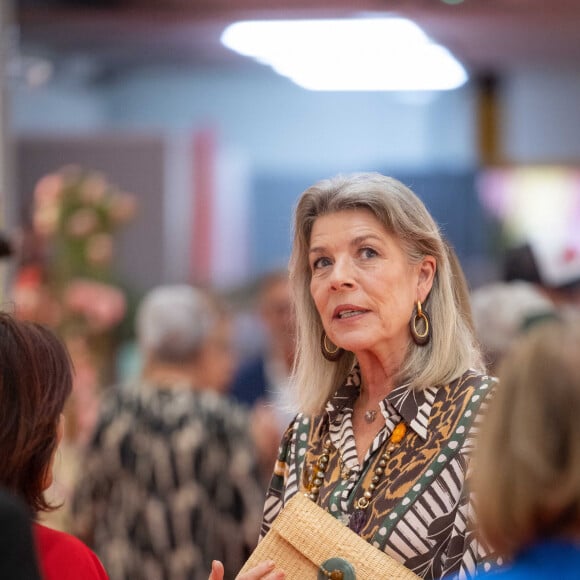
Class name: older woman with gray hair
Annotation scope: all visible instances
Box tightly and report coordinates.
[73,285,265,580]
[210,172,498,580]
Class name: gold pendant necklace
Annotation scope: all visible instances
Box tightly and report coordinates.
[304,421,407,532]
[363,409,377,423]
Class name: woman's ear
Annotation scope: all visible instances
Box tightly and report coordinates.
[417,255,436,301]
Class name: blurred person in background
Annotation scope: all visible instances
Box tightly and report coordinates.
[471,236,576,375]
[230,270,298,484]
[230,269,297,414]
[503,240,580,314]
[72,285,264,580]
[471,280,557,374]
[0,312,108,579]
[472,318,580,579]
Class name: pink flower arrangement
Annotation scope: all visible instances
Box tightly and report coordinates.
[18,165,138,352]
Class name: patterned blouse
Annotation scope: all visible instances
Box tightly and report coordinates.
[72,381,265,580]
[261,368,499,580]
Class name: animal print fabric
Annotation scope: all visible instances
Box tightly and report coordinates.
[72,381,265,580]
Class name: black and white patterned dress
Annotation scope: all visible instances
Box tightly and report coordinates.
[72,381,265,580]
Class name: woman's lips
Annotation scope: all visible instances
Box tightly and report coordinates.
[333,306,369,319]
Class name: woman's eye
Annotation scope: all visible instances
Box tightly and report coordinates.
[361,247,378,259]
[312,256,331,270]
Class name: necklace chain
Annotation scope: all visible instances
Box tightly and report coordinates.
[304,421,407,513]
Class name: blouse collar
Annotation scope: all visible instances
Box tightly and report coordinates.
[324,365,439,440]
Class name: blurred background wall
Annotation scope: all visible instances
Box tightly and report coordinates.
[4,0,580,297]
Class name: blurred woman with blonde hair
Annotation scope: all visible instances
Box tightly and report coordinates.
[472,318,580,579]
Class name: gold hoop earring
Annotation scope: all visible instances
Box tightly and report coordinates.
[320,332,344,362]
[410,300,431,346]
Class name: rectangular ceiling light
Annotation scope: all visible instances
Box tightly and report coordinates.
[221,18,468,92]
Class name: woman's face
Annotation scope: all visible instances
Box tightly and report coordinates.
[309,208,435,361]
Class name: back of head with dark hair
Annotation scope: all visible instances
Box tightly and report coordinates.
[0,312,73,513]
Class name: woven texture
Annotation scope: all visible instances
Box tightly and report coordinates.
[241,493,420,579]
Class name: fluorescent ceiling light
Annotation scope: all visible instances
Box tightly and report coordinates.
[221,18,468,92]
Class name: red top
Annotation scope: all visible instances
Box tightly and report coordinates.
[34,523,108,580]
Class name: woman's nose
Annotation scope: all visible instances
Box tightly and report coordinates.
[329,258,355,290]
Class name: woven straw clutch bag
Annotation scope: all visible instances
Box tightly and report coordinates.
[240,493,420,579]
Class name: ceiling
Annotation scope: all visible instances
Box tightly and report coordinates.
[14,0,580,85]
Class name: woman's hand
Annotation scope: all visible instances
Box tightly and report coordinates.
[209,560,285,580]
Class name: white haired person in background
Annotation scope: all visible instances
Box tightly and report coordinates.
[472,318,580,579]
[471,280,557,374]
[72,285,265,580]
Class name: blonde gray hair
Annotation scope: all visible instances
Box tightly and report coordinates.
[289,172,483,415]
[472,319,580,557]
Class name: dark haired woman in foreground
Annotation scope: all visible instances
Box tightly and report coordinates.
[0,312,108,579]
